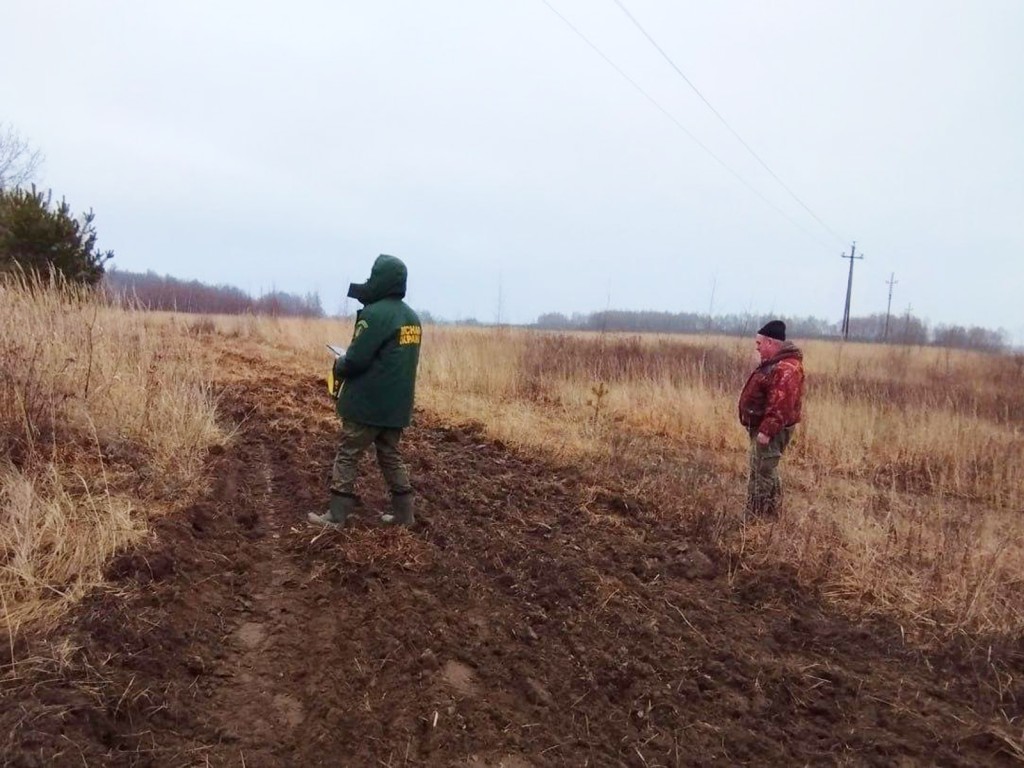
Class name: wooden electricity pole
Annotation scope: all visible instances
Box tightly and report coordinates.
[840,242,864,340]
[902,303,914,343]
[883,272,898,341]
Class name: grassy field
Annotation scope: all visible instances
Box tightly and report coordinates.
[414,327,1024,634]
[3,279,1023,637]
[248,315,1024,636]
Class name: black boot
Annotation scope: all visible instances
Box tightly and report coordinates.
[307,493,357,528]
[381,492,414,527]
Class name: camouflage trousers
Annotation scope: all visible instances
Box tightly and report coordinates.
[330,421,412,499]
[746,426,794,518]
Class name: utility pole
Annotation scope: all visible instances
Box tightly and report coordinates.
[706,275,717,333]
[600,280,611,335]
[883,272,898,341]
[840,241,864,340]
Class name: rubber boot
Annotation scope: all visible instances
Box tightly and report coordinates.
[307,493,356,528]
[381,493,414,527]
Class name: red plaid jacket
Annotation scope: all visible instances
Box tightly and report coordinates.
[737,344,805,438]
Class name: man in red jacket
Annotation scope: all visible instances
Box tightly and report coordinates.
[737,320,805,517]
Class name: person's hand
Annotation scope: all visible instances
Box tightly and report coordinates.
[756,432,770,446]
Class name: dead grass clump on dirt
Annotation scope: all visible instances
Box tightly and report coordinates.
[0,274,223,632]
[0,463,142,630]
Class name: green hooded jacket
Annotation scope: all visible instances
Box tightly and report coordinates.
[335,254,421,428]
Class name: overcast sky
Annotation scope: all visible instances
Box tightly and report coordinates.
[3,1,1022,338]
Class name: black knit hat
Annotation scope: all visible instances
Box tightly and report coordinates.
[757,320,786,341]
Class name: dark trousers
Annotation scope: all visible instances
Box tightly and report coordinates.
[747,426,794,516]
[330,421,411,498]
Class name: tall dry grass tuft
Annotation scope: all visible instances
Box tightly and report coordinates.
[0,274,222,632]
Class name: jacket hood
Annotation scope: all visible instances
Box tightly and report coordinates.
[347,254,407,305]
[762,341,803,368]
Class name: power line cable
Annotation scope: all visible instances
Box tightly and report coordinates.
[539,0,832,248]
[611,0,847,246]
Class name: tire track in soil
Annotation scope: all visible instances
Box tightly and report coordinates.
[2,345,1022,767]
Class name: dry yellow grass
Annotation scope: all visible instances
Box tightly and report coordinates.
[4,286,1022,637]
[0,276,223,632]
[409,325,1024,634]
[420,328,1024,508]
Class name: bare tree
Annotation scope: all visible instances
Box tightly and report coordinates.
[0,123,43,190]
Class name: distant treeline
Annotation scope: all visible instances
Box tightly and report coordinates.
[97,268,1009,351]
[103,269,324,317]
[534,310,1009,352]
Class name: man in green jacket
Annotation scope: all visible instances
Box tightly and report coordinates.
[308,254,422,528]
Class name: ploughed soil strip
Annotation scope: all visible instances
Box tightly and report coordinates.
[2,345,1022,767]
